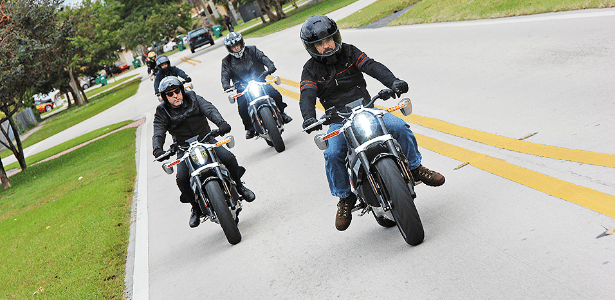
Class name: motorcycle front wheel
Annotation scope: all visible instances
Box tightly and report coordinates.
[259,107,285,152]
[205,180,242,245]
[374,158,424,245]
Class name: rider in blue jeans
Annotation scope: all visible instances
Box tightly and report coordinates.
[299,15,445,231]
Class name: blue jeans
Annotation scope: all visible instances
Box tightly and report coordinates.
[323,112,422,198]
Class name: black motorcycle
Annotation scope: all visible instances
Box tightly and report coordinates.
[227,76,286,152]
[155,130,244,245]
[304,90,424,245]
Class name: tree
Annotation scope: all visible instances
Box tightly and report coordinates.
[120,1,192,50]
[60,0,124,106]
[0,0,72,188]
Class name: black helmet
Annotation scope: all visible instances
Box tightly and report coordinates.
[223,32,245,58]
[156,55,170,68]
[158,76,184,103]
[300,15,342,64]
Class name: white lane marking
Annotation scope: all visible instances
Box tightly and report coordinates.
[133,113,151,299]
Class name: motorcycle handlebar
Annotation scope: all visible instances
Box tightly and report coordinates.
[154,130,222,162]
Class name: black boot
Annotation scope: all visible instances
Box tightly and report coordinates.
[245,129,256,139]
[281,112,293,124]
[189,204,202,228]
[237,184,256,202]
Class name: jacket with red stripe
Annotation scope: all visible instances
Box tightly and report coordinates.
[300,43,399,123]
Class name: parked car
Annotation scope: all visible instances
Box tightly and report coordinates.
[80,76,96,90]
[187,27,214,53]
[110,62,130,74]
[163,40,177,53]
[33,89,60,113]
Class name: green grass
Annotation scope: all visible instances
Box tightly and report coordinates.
[84,74,139,99]
[338,0,421,28]
[241,0,360,38]
[0,128,136,299]
[391,0,615,25]
[1,77,141,160]
[2,121,133,171]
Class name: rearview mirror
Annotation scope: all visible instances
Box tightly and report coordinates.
[273,76,281,85]
[162,163,174,174]
[228,94,236,104]
[399,98,412,116]
[314,133,329,151]
[225,135,235,149]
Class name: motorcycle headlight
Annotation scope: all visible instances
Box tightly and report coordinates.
[189,145,209,167]
[350,111,385,145]
[247,82,265,98]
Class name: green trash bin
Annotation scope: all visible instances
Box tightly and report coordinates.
[96,75,108,86]
[177,40,184,51]
[212,25,222,38]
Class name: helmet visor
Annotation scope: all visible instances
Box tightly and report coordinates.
[304,31,341,58]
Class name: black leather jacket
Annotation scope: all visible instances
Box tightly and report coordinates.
[152,90,227,153]
[221,45,276,92]
[299,43,399,123]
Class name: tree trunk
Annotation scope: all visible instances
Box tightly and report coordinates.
[79,84,88,104]
[0,159,10,189]
[7,117,26,170]
[272,0,287,19]
[68,66,84,105]
[65,92,73,108]
[256,0,278,22]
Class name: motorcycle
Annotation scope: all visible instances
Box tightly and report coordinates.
[226,76,286,152]
[155,130,244,245]
[303,89,424,245]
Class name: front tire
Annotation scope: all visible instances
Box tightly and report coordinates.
[205,180,241,245]
[374,158,424,245]
[259,107,285,152]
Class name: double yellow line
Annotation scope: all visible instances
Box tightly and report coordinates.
[270,76,615,219]
[180,57,201,66]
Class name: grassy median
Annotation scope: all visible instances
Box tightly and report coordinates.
[0,77,141,161]
[0,128,136,298]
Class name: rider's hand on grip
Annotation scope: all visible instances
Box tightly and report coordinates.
[302,117,322,134]
[392,79,408,97]
[218,122,231,135]
[378,89,396,100]
[153,148,164,158]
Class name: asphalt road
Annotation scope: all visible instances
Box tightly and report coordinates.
[8,3,615,299]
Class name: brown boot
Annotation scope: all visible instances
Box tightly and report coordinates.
[335,194,357,231]
[411,165,445,187]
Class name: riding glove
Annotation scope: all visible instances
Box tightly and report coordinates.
[218,122,232,135]
[302,117,322,134]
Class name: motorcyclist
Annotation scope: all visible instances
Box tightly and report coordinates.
[153,76,256,228]
[221,32,293,139]
[299,15,445,231]
[146,51,157,76]
[153,55,191,95]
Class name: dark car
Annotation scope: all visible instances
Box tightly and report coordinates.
[111,62,130,74]
[188,27,215,53]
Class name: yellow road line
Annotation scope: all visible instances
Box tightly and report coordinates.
[180,57,197,66]
[185,58,201,63]
[274,77,615,218]
[416,133,615,219]
[276,77,615,167]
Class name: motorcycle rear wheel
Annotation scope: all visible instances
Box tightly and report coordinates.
[374,158,424,245]
[260,107,285,152]
[205,181,242,245]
